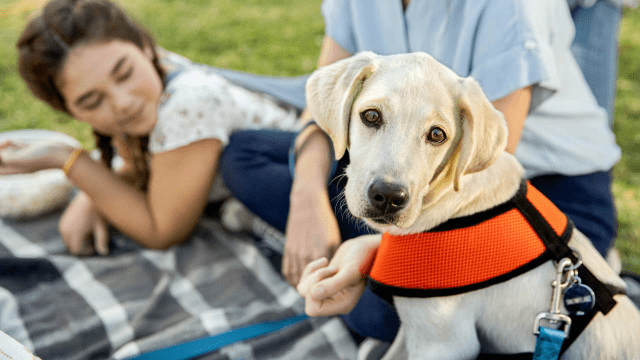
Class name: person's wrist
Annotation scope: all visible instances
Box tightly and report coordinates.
[61,147,85,175]
[290,177,331,215]
[47,144,75,170]
[290,176,328,201]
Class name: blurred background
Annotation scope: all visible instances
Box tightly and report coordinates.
[0,0,638,272]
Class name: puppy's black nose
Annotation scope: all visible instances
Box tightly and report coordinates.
[368,180,409,215]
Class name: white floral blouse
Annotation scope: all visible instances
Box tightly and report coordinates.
[149,50,300,154]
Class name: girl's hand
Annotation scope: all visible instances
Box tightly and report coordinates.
[297,233,381,317]
[283,184,341,286]
[0,140,72,175]
[59,192,110,256]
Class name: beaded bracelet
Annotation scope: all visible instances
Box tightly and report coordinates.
[62,148,84,176]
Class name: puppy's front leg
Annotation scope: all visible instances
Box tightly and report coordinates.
[395,296,481,360]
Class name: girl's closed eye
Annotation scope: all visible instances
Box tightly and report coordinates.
[76,92,104,111]
[117,66,134,82]
[85,94,105,110]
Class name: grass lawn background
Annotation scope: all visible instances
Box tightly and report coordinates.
[1,0,639,273]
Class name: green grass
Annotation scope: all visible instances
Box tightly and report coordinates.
[0,0,325,147]
[613,7,640,273]
[0,1,94,146]
[1,1,639,272]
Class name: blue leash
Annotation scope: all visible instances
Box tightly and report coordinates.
[531,257,574,360]
[124,314,308,360]
[532,327,566,360]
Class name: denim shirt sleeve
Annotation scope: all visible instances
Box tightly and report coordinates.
[468,0,557,112]
[321,0,357,54]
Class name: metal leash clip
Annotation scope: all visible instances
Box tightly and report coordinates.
[533,257,574,337]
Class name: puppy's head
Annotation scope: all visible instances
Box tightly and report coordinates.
[306,52,507,232]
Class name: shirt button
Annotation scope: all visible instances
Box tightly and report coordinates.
[525,40,537,50]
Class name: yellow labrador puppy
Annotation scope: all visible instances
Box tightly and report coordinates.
[304,51,640,359]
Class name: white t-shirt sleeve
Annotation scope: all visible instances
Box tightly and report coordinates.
[149,69,299,154]
[150,71,237,152]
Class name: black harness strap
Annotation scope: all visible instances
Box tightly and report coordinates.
[513,186,618,356]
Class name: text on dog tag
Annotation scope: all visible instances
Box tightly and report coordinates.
[563,282,595,316]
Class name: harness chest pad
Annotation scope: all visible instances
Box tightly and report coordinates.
[368,181,573,298]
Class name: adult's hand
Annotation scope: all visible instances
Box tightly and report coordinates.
[283,183,341,286]
[59,192,110,256]
[297,233,381,317]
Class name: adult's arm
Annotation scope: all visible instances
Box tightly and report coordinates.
[491,86,533,154]
[282,36,352,286]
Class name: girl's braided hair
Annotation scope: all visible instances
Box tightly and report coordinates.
[17,0,165,189]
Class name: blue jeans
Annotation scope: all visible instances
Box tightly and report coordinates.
[570,0,623,127]
[220,130,401,342]
[530,171,617,257]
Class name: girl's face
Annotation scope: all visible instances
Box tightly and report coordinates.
[58,40,163,137]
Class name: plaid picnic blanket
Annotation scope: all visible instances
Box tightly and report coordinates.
[0,211,357,360]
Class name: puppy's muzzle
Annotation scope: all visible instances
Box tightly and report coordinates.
[367,179,409,217]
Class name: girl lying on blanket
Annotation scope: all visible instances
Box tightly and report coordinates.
[0,0,299,255]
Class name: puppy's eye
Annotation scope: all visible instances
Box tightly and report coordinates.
[426,127,447,144]
[361,109,382,127]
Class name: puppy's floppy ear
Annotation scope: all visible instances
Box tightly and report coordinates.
[305,51,378,159]
[453,77,508,191]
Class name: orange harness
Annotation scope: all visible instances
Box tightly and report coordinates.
[367,181,620,357]
[368,181,573,298]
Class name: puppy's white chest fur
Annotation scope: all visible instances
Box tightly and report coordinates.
[394,264,554,358]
